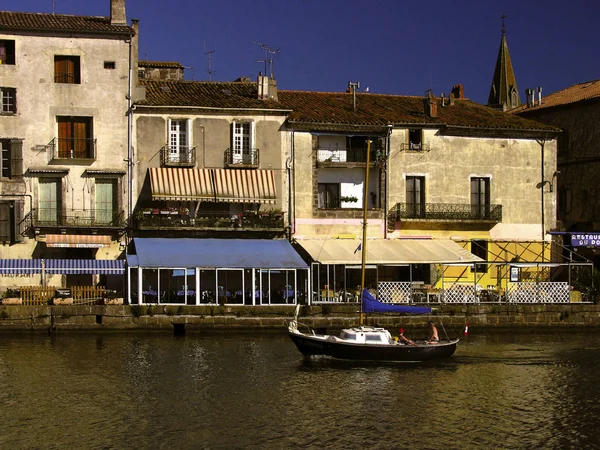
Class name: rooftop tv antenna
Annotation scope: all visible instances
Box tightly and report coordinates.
[252,41,280,78]
[204,41,216,81]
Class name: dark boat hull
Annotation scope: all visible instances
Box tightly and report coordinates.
[288,331,458,362]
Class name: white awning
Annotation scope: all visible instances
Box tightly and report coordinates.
[296,239,483,264]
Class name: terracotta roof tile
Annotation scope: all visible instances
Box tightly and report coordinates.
[136,80,559,134]
[512,79,600,114]
[139,60,184,69]
[0,10,133,36]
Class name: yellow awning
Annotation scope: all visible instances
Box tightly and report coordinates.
[150,168,215,201]
[213,169,276,204]
[296,239,483,264]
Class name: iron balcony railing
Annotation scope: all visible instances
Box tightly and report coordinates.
[160,145,197,166]
[135,210,284,230]
[400,142,430,152]
[47,137,97,160]
[224,148,260,167]
[316,147,383,164]
[388,203,503,224]
[33,209,126,228]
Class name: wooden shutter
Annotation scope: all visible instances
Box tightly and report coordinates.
[73,118,88,157]
[10,139,23,179]
[58,118,71,158]
[0,201,10,242]
[13,200,23,242]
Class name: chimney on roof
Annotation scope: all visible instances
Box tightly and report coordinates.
[451,84,464,99]
[449,93,455,106]
[110,0,127,25]
[257,72,278,101]
[537,86,542,105]
[424,90,437,118]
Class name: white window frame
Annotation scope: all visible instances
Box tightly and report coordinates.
[1,87,16,114]
[232,120,254,164]
[168,118,190,162]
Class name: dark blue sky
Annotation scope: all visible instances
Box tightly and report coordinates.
[3,0,599,104]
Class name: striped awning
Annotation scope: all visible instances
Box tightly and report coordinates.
[45,259,125,274]
[150,168,215,201]
[0,259,124,274]
[213,169,276,203]
[149,168,277,204]
[45,234,111,248]
[0,259,42,274]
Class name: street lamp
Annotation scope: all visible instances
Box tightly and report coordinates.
[536,170,561,193]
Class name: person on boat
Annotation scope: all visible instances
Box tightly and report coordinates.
[426,321,439,344]
[397,328,417,346]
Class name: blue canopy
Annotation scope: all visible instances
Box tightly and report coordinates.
[362,288,431,314]
[130,238,308,269]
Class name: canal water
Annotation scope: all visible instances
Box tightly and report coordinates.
[1,329,600,449]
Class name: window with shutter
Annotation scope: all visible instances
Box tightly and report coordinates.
[57,117,93,158]
[54,55,81,84]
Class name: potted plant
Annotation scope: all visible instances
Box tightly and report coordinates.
[2,288,22,305]
[51,289,73,305]
[340,195,359,204]
[103,289,123,305]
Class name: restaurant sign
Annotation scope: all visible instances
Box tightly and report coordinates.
[571,233,600,247]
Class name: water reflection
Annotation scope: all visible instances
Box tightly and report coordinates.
[0,331,599,449]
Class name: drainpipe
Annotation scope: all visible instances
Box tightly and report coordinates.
[384,125,393,238]
[538,136,547,261]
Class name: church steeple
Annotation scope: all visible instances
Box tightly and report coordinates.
[487,15,521,111]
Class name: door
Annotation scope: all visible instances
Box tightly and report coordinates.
[471,177,490,218]
[39,178,59,224]
[406,176,425,218]
[232,122,251,164]
[95,179,115,225]
[169,120,187,163]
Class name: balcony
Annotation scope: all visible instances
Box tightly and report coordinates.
[160,145,197,167]
[135,209,284,231]
[47,138,96,161]
[400,142,430,152]
[316,147,384,167]
[224,148,260,168]
[388,203,502,225]
[33,209,126,228]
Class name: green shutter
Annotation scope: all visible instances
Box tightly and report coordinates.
[10,139,23,179]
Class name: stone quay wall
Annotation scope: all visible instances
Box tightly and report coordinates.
[0,303,598,332]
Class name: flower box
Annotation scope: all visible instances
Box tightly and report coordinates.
[51,297,73,305]
[1,298,22,305]
[103,297,124,305]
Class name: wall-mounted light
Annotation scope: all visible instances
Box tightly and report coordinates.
[536,170,561,192]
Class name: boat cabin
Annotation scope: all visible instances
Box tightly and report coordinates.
[338,327,394,344]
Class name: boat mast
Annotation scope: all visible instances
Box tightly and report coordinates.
[359,139,371,326]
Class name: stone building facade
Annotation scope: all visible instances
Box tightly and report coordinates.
[0,0,135,290]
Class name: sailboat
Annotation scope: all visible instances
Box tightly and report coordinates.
[286,140,459,362]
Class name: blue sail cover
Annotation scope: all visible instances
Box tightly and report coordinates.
[362,288,432,314]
